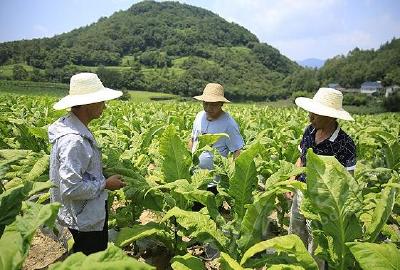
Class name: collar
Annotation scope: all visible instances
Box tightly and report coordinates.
[328,124,340,142]
[310,123,340,142]
[68,112,96,142]
[203,110,225,122]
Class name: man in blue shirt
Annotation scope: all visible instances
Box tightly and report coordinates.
[188,82,244,259]
[189,83,244,189]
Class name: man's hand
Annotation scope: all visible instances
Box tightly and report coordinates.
[105,175,125,191]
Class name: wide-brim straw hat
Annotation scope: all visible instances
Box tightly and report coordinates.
[295,87,354,121]
[194,83,230,103]
[53,73,123,110]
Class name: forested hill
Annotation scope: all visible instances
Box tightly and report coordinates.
[318,38,400,88]
[279,37,400,98]
[0,1,300,101]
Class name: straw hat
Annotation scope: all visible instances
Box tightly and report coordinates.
[194,83,230,103]
[53,73,123,110]
[295,87,354,121]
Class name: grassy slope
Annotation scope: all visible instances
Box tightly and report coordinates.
[0,80,178,102]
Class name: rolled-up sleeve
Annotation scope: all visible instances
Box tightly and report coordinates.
[58,135,105,201]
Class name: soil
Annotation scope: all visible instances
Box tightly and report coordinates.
[22,208,268,269]
[23,230,66,270]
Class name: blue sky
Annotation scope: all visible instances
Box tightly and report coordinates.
[1,0,399,61]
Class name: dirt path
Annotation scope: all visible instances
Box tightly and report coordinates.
[23,230,66,270]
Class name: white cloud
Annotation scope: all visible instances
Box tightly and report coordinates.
[32,25,51,38]
[179,0,400,59]
[272,30,377,60]
[207,0,342,36]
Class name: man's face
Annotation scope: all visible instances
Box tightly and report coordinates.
[308,112,333,130]
[87,101,106,119]
[203,101,223,119]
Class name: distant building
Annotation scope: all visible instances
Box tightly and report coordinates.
[385,85,400,98]
[360,81,383,95]
[328,83,345,91]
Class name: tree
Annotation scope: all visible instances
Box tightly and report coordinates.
[122,64,145,90]
[97,66,123,89]
[30,68,44,82]
[383,91,400,112]
[12,64,28,80]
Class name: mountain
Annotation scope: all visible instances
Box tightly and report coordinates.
[297,58,325,69]
[0,1,300,101]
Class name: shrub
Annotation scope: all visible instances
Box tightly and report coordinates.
[383,91,400,112]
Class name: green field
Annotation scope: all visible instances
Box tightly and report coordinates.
[0,91,399,269]
[0,80,387,114]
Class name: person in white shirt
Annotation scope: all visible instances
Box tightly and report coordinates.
[49,73,125,255]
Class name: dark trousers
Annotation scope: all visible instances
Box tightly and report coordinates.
[68,201,108,255]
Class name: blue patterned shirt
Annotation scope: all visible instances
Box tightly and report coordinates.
[297,124,356,182]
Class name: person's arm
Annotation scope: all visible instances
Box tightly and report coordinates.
[343,139,356,177]
[295,157,303,168]
[233,149,241,159]
[58,136,117,201]
[188,137,193,151]
[226,119,244,158]
[284,157,303,199]
[189,112,200,152]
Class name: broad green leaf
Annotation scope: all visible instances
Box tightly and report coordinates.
[366,180,397,242]
[219,252,247,270]
[0,149,31,160]
[159,125,191,182]
[237,188,277,252]
[141,124,164,151]
[228,142,263,219]
[369,130,398,145]
[268,265,306,270]
[49,245,155,270]
[383,141,400,170]
[0,183,32,235]
[171,253,205,270]
[123,174,166,211]
[264,160,305,188]
[190,169,214,188]
[0,228,24,270]
[240,235,318,270]
[15,202,60,240]
[197,133,229,151]
[0,202,60,270]
[382,224,400,242]
[28,181,53,197]
[151,179,223,225]
[304,150,363,269]
[115,222,170,248]
[347,242,400,270]
[28,126,49,140]
[162,207,229,250]
[25,154,49,182]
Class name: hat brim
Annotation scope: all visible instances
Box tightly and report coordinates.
[53,88,123,110]
[193,95,230,103]
[295,97,354,121]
